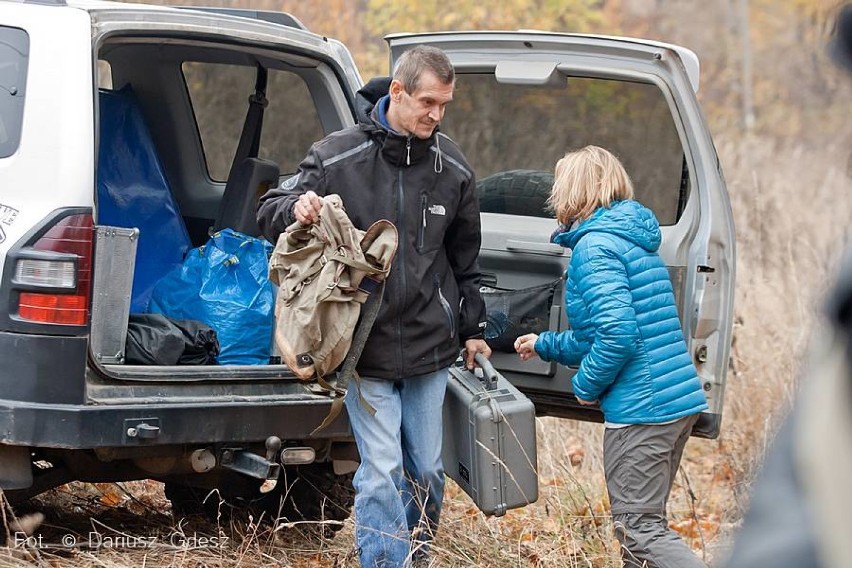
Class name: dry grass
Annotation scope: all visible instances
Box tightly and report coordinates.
[0,423,741,567]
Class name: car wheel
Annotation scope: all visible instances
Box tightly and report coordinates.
[476,169,554,217]
[255,463,355,535]
[165,463,354,534]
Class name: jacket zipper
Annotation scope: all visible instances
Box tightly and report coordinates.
[434,274,456,340]
[396,169,407,376]
[406,137,411,166]
[417,194,427,251]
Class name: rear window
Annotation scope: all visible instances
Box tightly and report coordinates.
[182,62,324,181]
[442,74,685,225]
[0,26,29,158]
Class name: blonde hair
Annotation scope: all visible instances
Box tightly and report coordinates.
[547,145,634,225]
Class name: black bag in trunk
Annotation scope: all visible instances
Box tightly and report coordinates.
[482,279,561,353]
[125,313,219,365]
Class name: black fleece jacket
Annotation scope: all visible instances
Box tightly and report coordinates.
[257,77,486,380]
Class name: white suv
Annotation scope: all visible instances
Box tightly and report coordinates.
[0,0,735,524]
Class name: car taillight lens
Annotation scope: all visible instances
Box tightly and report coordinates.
[15,259,76,288]
[16,214,94,325]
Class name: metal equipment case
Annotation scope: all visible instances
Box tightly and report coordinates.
[89,226,139,365]
[442,356,538,516]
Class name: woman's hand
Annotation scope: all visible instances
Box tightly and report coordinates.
[514,333,539,361]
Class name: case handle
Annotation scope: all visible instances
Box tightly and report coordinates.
[475,352,499,391]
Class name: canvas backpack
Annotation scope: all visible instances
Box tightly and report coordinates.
[269,194,398,385]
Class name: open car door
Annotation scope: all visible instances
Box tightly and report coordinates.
[388,32,735,438]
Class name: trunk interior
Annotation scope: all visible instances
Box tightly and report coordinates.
[87,34,351,401]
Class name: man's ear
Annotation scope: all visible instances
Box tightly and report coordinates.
[389,79,405,104]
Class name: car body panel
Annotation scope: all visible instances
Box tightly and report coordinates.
[0,4,94,277]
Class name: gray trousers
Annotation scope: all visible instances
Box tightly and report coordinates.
[603,414,706,568]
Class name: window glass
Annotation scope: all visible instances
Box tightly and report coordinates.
[441,74,685,225]
[0,26,29,158]
[182,62,324,181]
[261,70,325,176]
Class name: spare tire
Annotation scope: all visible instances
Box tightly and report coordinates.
[476,169,554,218]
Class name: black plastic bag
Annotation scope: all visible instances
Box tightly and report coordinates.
[482,279,561,353]
[125,313,219,365]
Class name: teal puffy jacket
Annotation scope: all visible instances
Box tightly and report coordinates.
[535,200,708,424]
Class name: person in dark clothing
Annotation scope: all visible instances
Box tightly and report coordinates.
[257,45,491,567]
[724,259,852,568]
[725,4,852,567]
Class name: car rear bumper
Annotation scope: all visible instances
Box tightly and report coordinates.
[0,330,351,447]
[0,397,350,448]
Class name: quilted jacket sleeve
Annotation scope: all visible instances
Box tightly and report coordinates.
[534,330,588,367]
[569,242,640,402]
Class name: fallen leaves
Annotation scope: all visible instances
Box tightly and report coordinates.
[671,515,721,541]
[567,444,586,467]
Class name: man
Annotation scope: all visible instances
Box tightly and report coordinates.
[257,45,491,567]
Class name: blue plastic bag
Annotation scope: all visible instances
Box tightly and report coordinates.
[149,229,275,365]
[97,86,192,312]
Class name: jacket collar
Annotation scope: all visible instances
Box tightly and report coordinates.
[356,76,437,168]
[365,106,435,167]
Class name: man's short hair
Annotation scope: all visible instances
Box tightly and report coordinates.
[392,45,454,93]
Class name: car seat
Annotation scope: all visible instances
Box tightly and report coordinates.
[213,157,279,237]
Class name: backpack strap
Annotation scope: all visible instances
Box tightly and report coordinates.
[309,279,383,436]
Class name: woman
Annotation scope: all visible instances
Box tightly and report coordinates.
[514,145,708,568]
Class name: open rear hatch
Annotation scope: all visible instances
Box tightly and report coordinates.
[388,32,735,437]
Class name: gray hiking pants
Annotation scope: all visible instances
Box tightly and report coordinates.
[603,414,706,568]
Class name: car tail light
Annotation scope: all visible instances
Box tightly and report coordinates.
[15,259,76,288]
[16,214,94,325]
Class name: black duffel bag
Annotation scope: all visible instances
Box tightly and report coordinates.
[125,313,219,365]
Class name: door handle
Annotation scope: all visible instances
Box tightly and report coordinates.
[480,272,498,288]
[505,239,565,256]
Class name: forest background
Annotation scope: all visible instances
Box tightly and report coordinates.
[6,0,852,566]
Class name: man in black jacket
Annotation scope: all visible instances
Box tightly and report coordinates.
[257,45,490,567]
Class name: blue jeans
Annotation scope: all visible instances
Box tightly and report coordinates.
[345,368,448,568]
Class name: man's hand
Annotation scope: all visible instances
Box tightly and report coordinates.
[575,396,597,406]
[293,191,324,226]
[463,339,492,370]
[514,333,539,361]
